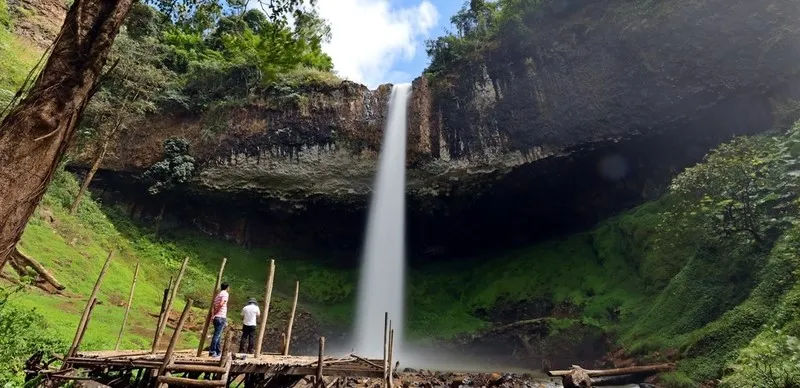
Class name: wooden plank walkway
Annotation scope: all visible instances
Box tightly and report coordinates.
[67,349,385,378]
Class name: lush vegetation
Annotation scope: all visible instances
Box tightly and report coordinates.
[5,124,800,384]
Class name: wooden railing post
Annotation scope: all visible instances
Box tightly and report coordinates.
[158,299,194,377]
[254,259,275,357]
[115,262,139,350]
[283,280,299,355]
[152,257,189,353]
[64,250,113,365]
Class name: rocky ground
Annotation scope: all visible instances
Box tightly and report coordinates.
[295,371,658,388]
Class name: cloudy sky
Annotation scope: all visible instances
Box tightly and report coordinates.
[313,0,461,88]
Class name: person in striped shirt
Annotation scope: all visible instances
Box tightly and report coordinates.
[209,282,229,357]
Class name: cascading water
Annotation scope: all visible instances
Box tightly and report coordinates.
[354,84,412,357]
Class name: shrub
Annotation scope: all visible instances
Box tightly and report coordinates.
[722,330,800,388]
[0,285,65,385]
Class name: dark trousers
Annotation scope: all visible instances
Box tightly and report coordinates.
[239,325,256,353]
[210,317,226,356]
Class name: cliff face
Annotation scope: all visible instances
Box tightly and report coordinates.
[91,0,800,257]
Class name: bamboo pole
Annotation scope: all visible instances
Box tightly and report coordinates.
[152,257,189,353]
[383,312,388,381]
[316,337,325,387]
[254,259,276,357]
[282,280,299,355]
[197,257,227,357]
[115,262,140,350]
[158,299,194,377]
[65,250,113,363]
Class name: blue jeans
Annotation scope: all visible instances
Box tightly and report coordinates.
[210,317,226,356]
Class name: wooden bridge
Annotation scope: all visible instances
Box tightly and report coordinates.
[29,255,398,387]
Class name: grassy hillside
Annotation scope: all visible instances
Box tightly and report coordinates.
[0,0,43,107]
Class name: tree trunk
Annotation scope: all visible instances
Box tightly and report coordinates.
[0,0,135,266]
[70,140,109,214]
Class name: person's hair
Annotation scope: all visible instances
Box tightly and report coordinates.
[220,282,229,290]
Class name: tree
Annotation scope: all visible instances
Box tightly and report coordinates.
[141,137,196,234]
[667,127,800,249]
[0,0,312,267]
[70,33,180,214]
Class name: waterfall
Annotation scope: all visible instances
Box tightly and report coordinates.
[354,84,412,357]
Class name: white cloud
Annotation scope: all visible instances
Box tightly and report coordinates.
[315,0,439,88]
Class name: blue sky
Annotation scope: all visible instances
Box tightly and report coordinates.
[314,0,463,88]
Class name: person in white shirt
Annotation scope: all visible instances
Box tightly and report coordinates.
[239,297,261,353]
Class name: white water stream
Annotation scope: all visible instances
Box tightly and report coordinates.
[353,84,412,357]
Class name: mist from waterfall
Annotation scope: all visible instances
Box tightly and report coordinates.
[353,84,412,357]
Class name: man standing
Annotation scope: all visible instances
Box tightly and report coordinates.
[209,282,229,357]
[239,297,261,353]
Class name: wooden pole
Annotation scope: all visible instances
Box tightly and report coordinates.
[254,259,275,357]
[65,250,113,363]
[316,337,325,387]
[74,298,98,354]
[197,257,227,357]
[158,299,194,377]
[282,280,299,356]
[156,277,172,332]
[115,262,140,351]
[152,257,189,353]
[387,329,394,388]
[383,312,388,381]
[221,330,234,367]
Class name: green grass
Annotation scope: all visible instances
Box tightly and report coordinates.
[6,168,365,356]
[0,5,43,108]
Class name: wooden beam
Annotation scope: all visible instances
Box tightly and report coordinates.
[197,257,227,357]
[152,257,189,353]
[158,299,194,377]
[167,363,227,374]
[283,280,299,355]
[548,364,674,378]
[221,330,234,367]
[65,250,113,363]
[115,262,140,350]
[220,352,233,384]
[254,259,275,357]
[156,376,226,387]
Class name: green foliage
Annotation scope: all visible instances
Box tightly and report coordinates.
[668,133,799,248]
[0,285,65,385]
[722,330,800,388]
[142,137,196,195]
[77,32,181,150]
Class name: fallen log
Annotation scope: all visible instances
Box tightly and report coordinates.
[591,373,653,386]
[548,363,674,377]
[6,247,66,292]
